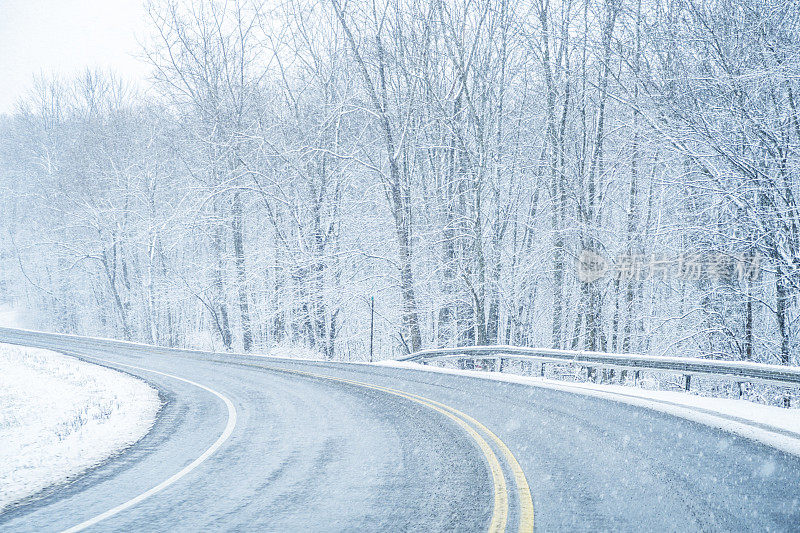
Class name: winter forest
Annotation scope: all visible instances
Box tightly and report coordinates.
[0,0,798,366]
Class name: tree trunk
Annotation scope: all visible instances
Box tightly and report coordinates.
[232,191,253,351]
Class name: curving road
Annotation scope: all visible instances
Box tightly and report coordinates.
[1,327,800,532]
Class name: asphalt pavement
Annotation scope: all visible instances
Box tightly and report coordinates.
[1,328,799,532]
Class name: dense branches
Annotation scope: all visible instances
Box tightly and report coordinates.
[0,0,797,367]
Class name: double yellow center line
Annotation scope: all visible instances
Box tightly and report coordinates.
[267,366,534,532]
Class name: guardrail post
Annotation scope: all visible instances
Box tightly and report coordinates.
[634,370,640,385]
[784,394,791,408]
[684,374,691,391]
[736,382,743,398]
[540,362,545,377]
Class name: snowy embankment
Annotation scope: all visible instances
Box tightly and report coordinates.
[379,360,800,457]
[0,344,160,511]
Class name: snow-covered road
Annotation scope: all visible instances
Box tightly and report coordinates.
[0,327,799,531]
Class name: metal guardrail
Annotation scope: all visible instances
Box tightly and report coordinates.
[400,345,800,390]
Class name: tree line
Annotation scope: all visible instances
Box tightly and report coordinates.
[0,0,797,366]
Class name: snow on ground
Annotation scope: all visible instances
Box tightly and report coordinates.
[0,343,161,511]
[378,360,800,457]
[0,304,31,330]
[263,342,325,360]
[183,327,324,360]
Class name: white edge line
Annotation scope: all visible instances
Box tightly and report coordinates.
[60,361,238,533]
[376,361,800,458]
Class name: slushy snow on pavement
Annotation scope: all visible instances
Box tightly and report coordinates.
[379,360,800,457]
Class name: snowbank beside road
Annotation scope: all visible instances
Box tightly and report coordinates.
[0,344,160,511]
[379,360,800,457]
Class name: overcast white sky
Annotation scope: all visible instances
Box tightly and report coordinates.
[0,0,151,114]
